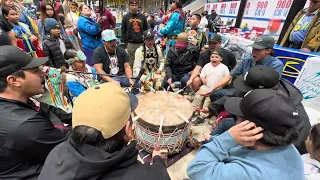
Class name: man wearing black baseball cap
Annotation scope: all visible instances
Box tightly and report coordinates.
[233,66,311,154]
[201,36,283,116]
[187,34,237,92]
[187,89,304,180]
[133,29,164,77]
[0,46,72,179]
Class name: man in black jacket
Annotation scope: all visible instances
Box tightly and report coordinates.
[0,46,72,179]
[39,83,170,180]
[164,32,199,89]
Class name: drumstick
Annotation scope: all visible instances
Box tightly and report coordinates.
[156,117,165,149]
[176,82,192,94]
[132,112,144,122]
[175,89,183,94]
[175,86,188,94]
[167,84,174,92]
[176,112,190,124]
[149,86,156,93]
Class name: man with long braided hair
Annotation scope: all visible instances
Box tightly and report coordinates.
[133,29,164,92]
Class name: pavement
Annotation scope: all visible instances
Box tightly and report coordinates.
[166,118,214,180]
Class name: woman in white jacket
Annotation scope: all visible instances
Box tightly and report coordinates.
[64,2,81,50]
[199,12,208,29]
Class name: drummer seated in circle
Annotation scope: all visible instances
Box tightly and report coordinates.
[164,32,199,90]
[64,49,99,101]
[187,89,304,180]
[38,83,170,179]
[133,29,165,93]
[133,29,164,77]
[93,29,134,87]
[192,49,229,125]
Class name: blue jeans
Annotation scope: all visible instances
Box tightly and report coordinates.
[164,73,191,89]
[209,88,237,116]
[209,88,237,102]
[202,118,236,144]
[111,75,142,88]
[210,118,236,136]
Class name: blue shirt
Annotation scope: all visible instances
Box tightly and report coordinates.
[187,132,304,180]
[289,11,318,43]
[77,15,102,51]
[230,55,284,78]
[160,12,185,36]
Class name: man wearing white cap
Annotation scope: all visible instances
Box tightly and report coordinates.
[93,29,134,87]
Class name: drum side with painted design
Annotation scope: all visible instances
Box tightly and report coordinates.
[134,91,193,154]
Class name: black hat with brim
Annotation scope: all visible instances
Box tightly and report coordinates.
[224,97,244,117]
[224,89,299,136]
[0,46,48,77]
[250,36,275,49]
[233,76,254,93]
[233,66,280,93]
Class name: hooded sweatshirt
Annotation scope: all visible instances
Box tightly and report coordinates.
[277,79,311,154]
[187,132,304,180]
[38,138,170,180]
[121,13,148,43]
[209,78,310,154]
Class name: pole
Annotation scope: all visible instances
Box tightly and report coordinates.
[99,0,103,16]
[234,0,247,28]
[164,0,168,12]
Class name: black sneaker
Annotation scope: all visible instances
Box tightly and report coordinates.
[208,103,219,117]
[191,117,205,125]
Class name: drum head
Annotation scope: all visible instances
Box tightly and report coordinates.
[135,91,193,129]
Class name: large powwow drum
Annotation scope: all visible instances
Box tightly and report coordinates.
[134,91,193,155]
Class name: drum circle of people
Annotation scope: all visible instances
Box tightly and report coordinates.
[0,0,319,179]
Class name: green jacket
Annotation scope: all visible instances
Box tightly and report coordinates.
[280,8,320,51]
